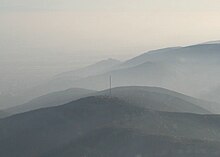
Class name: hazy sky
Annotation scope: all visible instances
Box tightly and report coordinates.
[1,0,220,93]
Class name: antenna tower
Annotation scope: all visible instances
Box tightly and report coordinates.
[109,75,112,96]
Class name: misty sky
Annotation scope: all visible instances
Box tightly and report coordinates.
[1,0,220,93]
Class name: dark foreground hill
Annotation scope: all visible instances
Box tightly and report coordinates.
[0,96,220,157]
[44,127,220,157]
[0,111,8,118]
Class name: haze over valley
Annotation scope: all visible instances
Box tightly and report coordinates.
[1,41,220,156]
[1,0,220,156]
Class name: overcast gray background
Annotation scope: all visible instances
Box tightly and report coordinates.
[1,0,220,94]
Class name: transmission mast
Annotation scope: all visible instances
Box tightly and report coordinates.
[109,75,112,96]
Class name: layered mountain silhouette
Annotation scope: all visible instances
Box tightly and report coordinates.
[4,86,215,117]
[70,43,220,97]
[121,43,220,67]
[1,42,220,109]
[5,88,96,116]
[25,58,120,99]
[1,41,220,157]
[56,58,121,78]
[0,96,220,157]
[0,58,120,109]
[27,43,220,99]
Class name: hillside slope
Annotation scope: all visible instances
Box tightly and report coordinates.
[5,88,96,116]
[98,86,210,114]
[5,86,212,117]
[97,86,220,114]
[0,111,8,119]
[0,96,220,157]
[44,127,220,157]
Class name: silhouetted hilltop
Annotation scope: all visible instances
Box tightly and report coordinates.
[4,86,213,117]
[56,58,121,78]
[5,88,96,116]
[1,96,220,157]
[98,86,210,114]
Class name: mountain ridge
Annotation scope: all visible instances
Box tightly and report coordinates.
[1,96,220,157]
[4,86,214,117]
